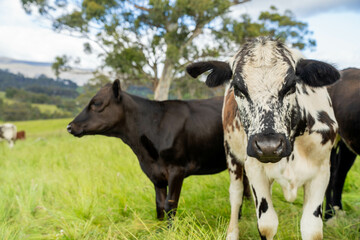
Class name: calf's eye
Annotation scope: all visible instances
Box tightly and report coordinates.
[285,86,296,97]
[92,101,103,107]
[234,86,246,99]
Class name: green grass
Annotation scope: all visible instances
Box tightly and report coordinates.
[0,119,359,239]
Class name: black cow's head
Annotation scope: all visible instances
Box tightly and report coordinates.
[67,79,125,137]
[187,37,340,163]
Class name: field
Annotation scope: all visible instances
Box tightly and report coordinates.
[0,91,65,114]
[0,118,359,239]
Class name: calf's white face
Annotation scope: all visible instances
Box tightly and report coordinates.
[187,37,340,163]
[229,39,301,162]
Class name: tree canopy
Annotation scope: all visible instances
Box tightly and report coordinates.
[21,0,316,100]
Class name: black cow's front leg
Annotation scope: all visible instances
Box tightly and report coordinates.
[155,185,167,220]
[165,168,185,220]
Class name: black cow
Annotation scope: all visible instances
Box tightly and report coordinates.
[67,80,228,220]
[325,68,360,219]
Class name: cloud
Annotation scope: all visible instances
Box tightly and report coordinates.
[0,0,101,69]
[230,0,360,18]
[276,0,360,17]
[228,0,360,68]
[303,11,360,69]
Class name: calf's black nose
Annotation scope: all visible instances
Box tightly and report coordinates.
[247,133,290,163]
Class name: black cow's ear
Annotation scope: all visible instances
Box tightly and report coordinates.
[112,79,122,99]
[296,59,340,87]
[186,61,232,87]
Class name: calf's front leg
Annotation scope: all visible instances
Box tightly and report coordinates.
[226,155,245,240]
[301,163,330,240]
[245,158,278,240]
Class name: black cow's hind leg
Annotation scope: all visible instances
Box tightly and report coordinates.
[325,140,357,220]
[325,147,338,219]
[332,141,356,210]
[155,185,167,220]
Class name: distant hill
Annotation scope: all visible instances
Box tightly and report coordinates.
[0,69,79,98]
[0,57,93,86]
[0,69,81,121]
[0,57,52,67]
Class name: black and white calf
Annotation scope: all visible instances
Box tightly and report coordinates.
[187,37,340,240]
[0,123,17,148]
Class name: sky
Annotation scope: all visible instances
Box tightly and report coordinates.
[0,0,359,70]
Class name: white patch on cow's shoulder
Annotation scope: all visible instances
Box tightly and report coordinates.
[298,85,338,133]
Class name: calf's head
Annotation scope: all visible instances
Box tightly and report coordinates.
[67,80,125,137]
[187,37,339,163]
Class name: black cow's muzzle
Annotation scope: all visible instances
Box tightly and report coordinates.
[247,133,291,163]
[67,122,84,137]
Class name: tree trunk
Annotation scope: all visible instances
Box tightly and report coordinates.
[154,59,174,100]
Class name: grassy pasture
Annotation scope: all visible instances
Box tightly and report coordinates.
[0,118,359,239]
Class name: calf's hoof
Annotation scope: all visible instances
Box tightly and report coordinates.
[226,229,239,240]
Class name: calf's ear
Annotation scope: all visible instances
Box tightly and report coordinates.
[186,61,232,87]
[112,79,122,99]
[296,59,340,87]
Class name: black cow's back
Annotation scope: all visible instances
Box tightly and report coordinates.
[140,96,226,177]
[328,68,360,154]
[183,98,226,175]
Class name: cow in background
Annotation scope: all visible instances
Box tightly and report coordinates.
[16,131,26,140]
[325,68,360,219]
[0,123,17,148]
[187,37,340,240]
[67,80,234,220]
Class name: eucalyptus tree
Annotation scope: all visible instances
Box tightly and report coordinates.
[21,0,315,100]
